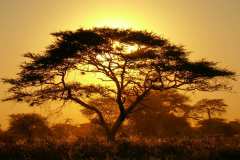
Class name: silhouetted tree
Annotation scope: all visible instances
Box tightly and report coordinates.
[2,28,235,141]
[194,99,227,120]
[6,113,50,144]
[139,90,193,117]
[130,112,192,138]
[127,91,192,138]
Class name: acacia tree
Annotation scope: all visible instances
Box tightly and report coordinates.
[126,91,192,138]
[2,28,235,141]
[194,98,227,120]
[7,113,50,144]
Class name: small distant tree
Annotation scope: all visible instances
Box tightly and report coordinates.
[129,111,191,138]
[7,113,50,144]
[194,99,227,120]
[2,28,235,141]
[130,90,192,115]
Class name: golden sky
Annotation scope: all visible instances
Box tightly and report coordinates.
[0,0,239,128]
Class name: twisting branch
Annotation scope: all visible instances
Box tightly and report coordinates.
[67,88,110,134]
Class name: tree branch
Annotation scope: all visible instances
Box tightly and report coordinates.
[67,88,110,134]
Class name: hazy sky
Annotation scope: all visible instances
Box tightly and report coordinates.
[0,0,239,128]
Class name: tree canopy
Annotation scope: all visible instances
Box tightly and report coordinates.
[127,91,192,138]
[6,113,50,144]
[194,98,227,120]
[2,27,235,141]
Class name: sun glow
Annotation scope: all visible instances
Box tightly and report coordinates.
[81,10,147,30]
[93,19,133,29]
[113,41,139,53]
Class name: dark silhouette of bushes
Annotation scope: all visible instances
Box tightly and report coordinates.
[0,113,240,159]
[6,113,51,145]
[0,137,240,160]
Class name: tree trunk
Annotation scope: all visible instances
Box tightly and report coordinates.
[106,131,116,142]
[106,114,126,143]
[207,109,211,120]
[102,91,150,142]
[105,90,150,142]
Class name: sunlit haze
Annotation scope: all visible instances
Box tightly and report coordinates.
[0,0,239,129]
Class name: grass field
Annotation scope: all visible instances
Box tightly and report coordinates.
[0,137,239,160]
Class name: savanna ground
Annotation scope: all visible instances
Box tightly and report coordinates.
[0,136,240,160]
[0,113,240,160]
